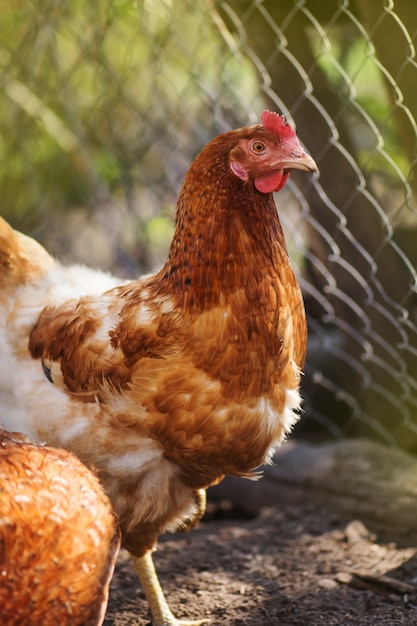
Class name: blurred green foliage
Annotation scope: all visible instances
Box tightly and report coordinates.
[310,23,409,179]
[0,0,414,272]
[0,0,259,237]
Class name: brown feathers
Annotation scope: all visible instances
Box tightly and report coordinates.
[3,114,316,562]
[0,430,120,626]
[0,217,54,290]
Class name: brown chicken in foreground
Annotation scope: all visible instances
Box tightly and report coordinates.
[0,111,316,625]
[0,429,120,626]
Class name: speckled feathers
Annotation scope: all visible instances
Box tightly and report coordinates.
[0,430,120,626]
[1,112,315,559]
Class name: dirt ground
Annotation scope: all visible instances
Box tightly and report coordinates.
[103,441,417,626]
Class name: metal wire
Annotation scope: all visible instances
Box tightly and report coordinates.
[0,0,416,448]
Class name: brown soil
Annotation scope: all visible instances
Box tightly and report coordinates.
[103,442,417,626]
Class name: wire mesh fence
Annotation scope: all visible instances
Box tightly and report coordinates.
[1,0,416,450]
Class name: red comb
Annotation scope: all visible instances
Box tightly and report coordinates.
[261,110,295,139]
[261,110,301,153]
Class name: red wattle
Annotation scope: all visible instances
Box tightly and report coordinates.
[254,170,289,193]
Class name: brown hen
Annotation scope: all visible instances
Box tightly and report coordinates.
[0,111,316,625]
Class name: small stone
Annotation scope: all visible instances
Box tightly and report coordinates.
[335,572,353,584]
[344,520,375,543]
[318,578,338,590]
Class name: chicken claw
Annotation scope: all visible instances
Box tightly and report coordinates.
[131,551,207,626]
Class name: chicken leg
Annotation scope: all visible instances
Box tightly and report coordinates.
[130,489,207,625]
[131,551,206,626]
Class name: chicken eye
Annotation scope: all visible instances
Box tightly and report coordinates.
[251,141,267,154]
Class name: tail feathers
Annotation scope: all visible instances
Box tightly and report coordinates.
[0,216,54,290]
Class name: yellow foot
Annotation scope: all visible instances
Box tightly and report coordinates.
[130,551,208,626]
[157,618,206,626]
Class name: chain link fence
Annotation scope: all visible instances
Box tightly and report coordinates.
[1,0,416,450]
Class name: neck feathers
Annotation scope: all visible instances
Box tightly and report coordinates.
[150,146,289,311]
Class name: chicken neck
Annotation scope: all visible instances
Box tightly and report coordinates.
[151,163,291,313]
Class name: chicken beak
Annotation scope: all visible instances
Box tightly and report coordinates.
[281,150,317,174]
